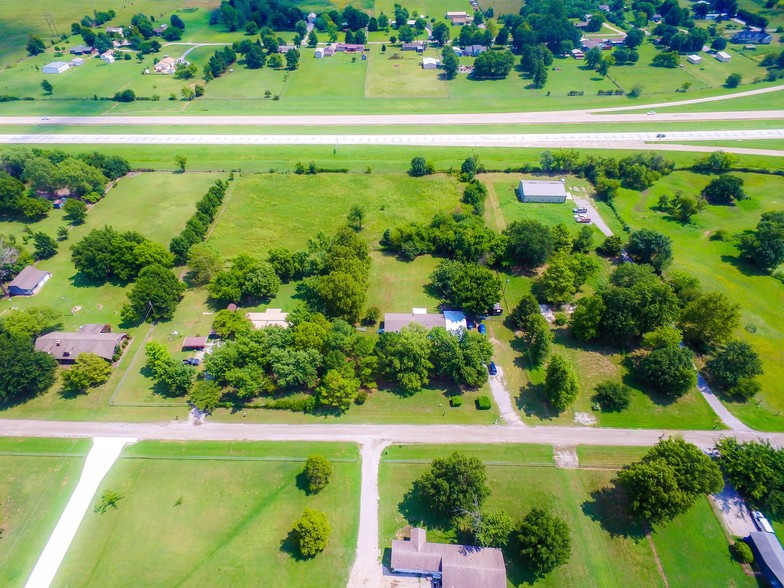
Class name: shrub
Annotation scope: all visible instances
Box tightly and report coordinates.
[450,396,463,407]
[291,508,330,557]
[302,455,333,494]
[354,389,368,405]
[476,395,492,410]
[263,396,316,412]
[732,541,754,564]
[593,381,632,411]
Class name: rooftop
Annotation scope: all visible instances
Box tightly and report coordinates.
[35,330,126,362]
[384,313,446,333]
[391,528,506,588]
[747,532,784,586]
[246,309,289,329]
[8,266,50,291]
[519,180,568,197]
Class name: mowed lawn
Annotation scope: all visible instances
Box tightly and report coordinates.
[0,437,90,587]
[379,444,754,588]
[365,49,449,98]
[614,171,784,431]
[54,441,361,588]
[207,172,465,257]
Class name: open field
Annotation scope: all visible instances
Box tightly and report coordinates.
[379,444,754,587]
[614,171,784,431]
[54,440,360,588]
[0,437,90,587]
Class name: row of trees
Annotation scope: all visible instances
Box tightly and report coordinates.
[233,38,300,70]
[169,180,228,264]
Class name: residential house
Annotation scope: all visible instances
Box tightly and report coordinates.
[314,47,326,58]
[42,62,70,74]
[335,43,365,53]
[7,266,51,296]
[390,528,507,588]
[154,56,177,74]
[571,48,585,59]
[731,30,773,44]
[599,4,611,11]
[463,44,487,56]
[153,23,168,36]
[278,45,296,53]
[446,11,473,25]
[452,47,464,57]
[383,311,446,333]
[518,179,568,203]
[69,45,93,55]
[652,13,662,22]
[182,336,208,351]
[687,54,702,64]
[106,26,124,36]
[422,56,440,69]
[401,41,425,52]
[443,311,467,334]
[246,309,289,329]
[100,51,115,64]
[307,12,317,23]
[745,532,784,588]
[716,51,731,62]
[35,325,127,364]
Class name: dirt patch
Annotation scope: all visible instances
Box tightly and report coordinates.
[553,445,579,468]
[72,306,82,313]
[573,412,598,426]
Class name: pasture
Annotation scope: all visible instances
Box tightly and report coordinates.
[379,443,753,588]
[53,441,361,588]
[0,438,90,587]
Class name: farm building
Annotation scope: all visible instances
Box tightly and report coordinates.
[446,11,473,25]
[716,51,731,62]
[7,266,51,296]
[100,51,115,64]
[390,528,507,588]
[687,54,702,64]
[443,311,467,335]
[42,62,70,74]
[422,57,440,69]
[307,12,317,23]
[402,41,425,52]
[518,180,568,203]
[745,532,784,587]
[70,58,85,67]
[731,31,773,44]
[35,325,127,364]
[154,56,177,74]
[246,309,289,329]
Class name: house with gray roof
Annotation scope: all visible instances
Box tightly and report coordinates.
[746,532,784,588]
[518,179,568,203]
[7,266,51,296]
[35,325,127,364]
[383,312,446,333]
[731,30,773,44]
[390,528,507,588]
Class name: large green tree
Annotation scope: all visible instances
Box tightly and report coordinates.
[414,452,491,518]
[738,211,784,272]
[503,220,553,269]
[702,174,745,204]
[517,507,572,576]
[428,260,501,315]
[292,508,330,557]
[302,455,333,494]
[637,346,696,397]
[121,264,185,323]
[544,354,579,413]
[678,291,740,349]
[0,333,58,404]
[377,324,432,393]
[61,353,112,391]
[316,369,360,412]
[626,229,673,273]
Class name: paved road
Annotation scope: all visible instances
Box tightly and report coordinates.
[6,109,784,127]
[573,194,614,237]
[1,129,782,152]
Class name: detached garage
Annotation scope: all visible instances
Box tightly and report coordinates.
[517,180,568,203]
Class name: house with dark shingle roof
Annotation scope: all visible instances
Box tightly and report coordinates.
[7,266,51,296]
[390,528,507,588]
[35,325,127,364]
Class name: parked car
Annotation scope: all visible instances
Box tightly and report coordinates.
[182,358,201,366]
[656,133,666,138]
[576,217,591,223]
[573,207,587,214]
[478,324,486,335]
[488,361,497,376]
[752,511,775,534]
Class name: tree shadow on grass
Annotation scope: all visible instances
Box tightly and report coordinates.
[516,382,553,421]
[581,481,646,540]
[720,252,771,279]
[279,530,308,562]
[294,469,311,495]
[58,385,87,400]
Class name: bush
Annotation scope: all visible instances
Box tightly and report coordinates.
[593,381,632,411]
[476,395,492,410]
[302,455,333,494]
[354,389,368,405]
[733,541,754,564]
[263,396,316,412]
[292,508,330,557]
[450,396,463,407]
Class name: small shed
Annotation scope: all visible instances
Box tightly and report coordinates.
[716,51,731,62]
[422,57,440,69]
[687,54,702,64]
[42,62,70,74]
[100,51,115,64]
[70,57,85,67]
[182,336,208,351]
[7,266,51,296]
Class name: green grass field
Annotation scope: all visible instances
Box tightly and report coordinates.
[53,440,360,588]
[0,437,90,587]
[614,170,784,431]
[379,444,754,588]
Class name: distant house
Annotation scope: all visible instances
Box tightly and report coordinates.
[598,4,611,11]
[278,45,296,53]
[246,309,289,329]
[335,43,364,53]
[383,312,446,333]
[7,266,51,296]
[687,54,702,64]
[153,23,168,36]
[402,41,425,52]
[463,44,487,56]
[452,47,464,57]
[69,45,93,55]
[53,198,67,208]
[422,56,440,69]
[42,62,70,74]
[571,48,585,59]
[446,11,473,25]
[518,179,568,203]
[315,47,326,58]
[716,51,731,62]
[70,57,85,67]
[307,12,317,23]
[652,13,662,22]
[731,30,772,44]
[106,26,124,36]
[154,56,177,74]
[745,532,784,588]
[100,51,115,64]
[35,325,127,364]
[181,336,208,351]
[390,528,507,588]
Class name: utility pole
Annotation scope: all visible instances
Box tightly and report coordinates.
[43,14,59,37]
